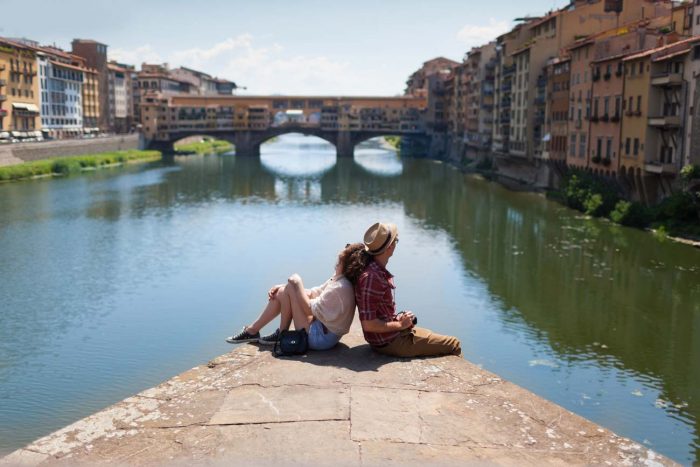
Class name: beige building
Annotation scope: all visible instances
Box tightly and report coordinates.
[107,62,134,133]
[464,43,497,158]
[619,37,699,202]
[492,24,529,155]
[0,38,40,140]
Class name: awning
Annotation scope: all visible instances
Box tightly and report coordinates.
[12,103,39,113]
[0,132,10,139]
[11,131,21,137]
[19,132,28,138]
[33,130,42,137]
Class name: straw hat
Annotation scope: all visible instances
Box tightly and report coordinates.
[363,222,398,255]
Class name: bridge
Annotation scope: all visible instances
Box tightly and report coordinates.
[140,94,428,157]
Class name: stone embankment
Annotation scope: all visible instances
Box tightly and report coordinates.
[1,324,675,466]
[0,135,142,168]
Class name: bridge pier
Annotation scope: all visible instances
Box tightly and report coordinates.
[147,140,175,153]
[234,132,261,157]
[336,131,354,158]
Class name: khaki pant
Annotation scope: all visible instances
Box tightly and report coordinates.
[373,327,462,358]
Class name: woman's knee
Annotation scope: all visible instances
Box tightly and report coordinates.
[287,273,303,288]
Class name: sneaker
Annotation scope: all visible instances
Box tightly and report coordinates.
[258,328,281,346]
[225,327,260,344]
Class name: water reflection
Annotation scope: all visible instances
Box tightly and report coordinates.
[260,133,336,178]
[354,138,403,177]
[0,135,699,462]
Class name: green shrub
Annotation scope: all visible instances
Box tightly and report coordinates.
[653,225,669,241]
[680,164,700,181]
[562,171,620,217]
[175,139,233,155]
[584,193,604,216]
[654,191,699,223]
[610,200,650,228]
[0,150,162,182]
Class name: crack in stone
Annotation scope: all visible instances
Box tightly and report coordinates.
[206,417,350,427]
[133,394,171,403]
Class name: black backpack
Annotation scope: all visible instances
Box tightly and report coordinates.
[273,328,309,356]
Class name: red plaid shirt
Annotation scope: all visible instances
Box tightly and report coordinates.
[355,260,400,346]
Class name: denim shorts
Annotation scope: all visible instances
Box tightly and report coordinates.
[308,319,340,350]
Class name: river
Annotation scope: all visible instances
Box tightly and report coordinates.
[0,134,699,464]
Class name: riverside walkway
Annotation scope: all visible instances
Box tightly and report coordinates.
[2,324,674,466]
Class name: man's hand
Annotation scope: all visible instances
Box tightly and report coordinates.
[397,312,414,330]
[268,284,284,300]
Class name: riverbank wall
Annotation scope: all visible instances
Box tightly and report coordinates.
[0,134,143,168]
[1,324,676,466]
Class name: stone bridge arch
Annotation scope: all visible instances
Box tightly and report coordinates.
[148,128,420,158]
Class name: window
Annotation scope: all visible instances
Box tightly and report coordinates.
[606,138,612,159]
[639,62,644,74]
[625,137,631,155]
[580,134,587,158]
[637,96,642,112]
[596,137,603,158]
[570,134,577,156]
[633,138,639,156]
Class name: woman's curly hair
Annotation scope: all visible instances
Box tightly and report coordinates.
[340,242,372,285]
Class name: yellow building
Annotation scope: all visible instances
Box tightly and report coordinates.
[0,38,41,140]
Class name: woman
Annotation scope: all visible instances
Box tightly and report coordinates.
[226,243,366,350]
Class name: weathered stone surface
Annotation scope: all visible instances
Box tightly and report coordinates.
[209,386,349,425]
[1,323,678,466]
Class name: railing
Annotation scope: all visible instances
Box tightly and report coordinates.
[603,73,611,81]
[648,115,682,127]
[0,79,6,87]
[0,109,7,117]
[0,94,6,102]
[651,72,683,87]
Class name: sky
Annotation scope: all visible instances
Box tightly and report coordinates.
[1,0,565,96]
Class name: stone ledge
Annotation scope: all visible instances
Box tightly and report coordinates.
[0,325,677,466]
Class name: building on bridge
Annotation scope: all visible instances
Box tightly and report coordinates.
[140,94,428,157]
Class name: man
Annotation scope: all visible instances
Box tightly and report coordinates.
[355,222,462,357]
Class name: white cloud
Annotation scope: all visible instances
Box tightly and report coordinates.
[109,45,162,65]
[456,19,510,47]
[107,34,387,95]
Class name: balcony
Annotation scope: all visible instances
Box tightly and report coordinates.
[648,115,681,127]
[0,109,6,117]
[651,72,683,87]
[603,73,611,81]
[0,79,6,87]
[0,94,6,102]
[600,114,609,122]
[644,162,677,174]
[611,114,620,123]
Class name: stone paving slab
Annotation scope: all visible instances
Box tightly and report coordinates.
[1,323,676,466]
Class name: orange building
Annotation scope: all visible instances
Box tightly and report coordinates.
[0,38,40,140]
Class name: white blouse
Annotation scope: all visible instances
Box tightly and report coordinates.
[308,274,356,336]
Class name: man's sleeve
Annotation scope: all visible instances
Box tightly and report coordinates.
[356,272,386,322]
